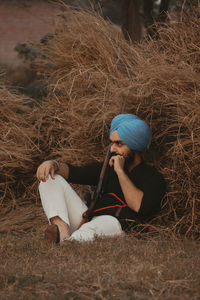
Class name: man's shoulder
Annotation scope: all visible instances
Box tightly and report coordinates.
[137,161,159,171]
[134,161,165,181]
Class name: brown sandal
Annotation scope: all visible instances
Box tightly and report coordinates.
[44,224,60,244]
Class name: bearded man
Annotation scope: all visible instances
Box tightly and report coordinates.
[36,114,166,243]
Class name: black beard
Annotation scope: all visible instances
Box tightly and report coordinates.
[125,150,135,169]
[110,151,135,170]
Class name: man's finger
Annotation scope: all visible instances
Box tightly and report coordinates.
[36,166,41,180]
[37,170,43,182]
[109,157,114,166]
[36,169,39,180]
[50,167,55,180]
[44,167,50,180]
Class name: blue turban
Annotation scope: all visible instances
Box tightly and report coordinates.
[110,114,151,151]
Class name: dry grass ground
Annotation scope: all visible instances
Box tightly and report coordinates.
[0,217,199,300]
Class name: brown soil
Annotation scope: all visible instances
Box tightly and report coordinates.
[0,225,199,300]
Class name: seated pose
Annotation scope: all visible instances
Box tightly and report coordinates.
[36,114,166,243]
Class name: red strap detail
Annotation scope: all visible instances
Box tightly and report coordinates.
[92,193,127,213]
[131,216,156,232]
[107,193,126,205]
[93,204,127,213]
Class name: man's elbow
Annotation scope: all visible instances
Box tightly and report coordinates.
[128,192,143,213]
[134,201,142,213]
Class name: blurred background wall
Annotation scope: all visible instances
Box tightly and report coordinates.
[0,0,58,68]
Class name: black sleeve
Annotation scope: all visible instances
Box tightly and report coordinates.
[68,161,103,186]
[137,172,166,220]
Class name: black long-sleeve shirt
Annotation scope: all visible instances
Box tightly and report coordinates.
[68,161,166,230]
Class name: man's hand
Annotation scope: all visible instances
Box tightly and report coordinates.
[109,155,125,175]
[36,160,58,182]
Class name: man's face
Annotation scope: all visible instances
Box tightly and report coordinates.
[109,130,135,164]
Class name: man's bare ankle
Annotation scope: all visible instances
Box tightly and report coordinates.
[50,216,70,241]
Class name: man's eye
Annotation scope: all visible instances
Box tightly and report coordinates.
[110,141,123,146]
[117,142,122,147]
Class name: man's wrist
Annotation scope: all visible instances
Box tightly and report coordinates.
[116,168,126,177]
[52,160,60,172]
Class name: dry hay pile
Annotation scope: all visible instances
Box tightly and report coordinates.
[0,84,41,210]
[34,6,200,237]
[1,6,199,237]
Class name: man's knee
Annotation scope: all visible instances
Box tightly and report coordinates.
[80,215,123,236]
[38,174,63,192]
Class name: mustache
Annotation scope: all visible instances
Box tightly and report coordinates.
[110,151,135,162]
[110,152,122,157]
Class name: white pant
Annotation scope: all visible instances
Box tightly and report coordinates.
[39,175,123,242]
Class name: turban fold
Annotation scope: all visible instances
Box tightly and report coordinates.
[110,114,151,151]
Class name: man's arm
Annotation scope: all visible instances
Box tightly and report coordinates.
[36,160,69,182]
[109,155,143,213]
[117,169,143,212]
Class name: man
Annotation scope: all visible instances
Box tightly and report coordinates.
[37,114,166,243]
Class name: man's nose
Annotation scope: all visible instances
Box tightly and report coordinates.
[110,143,117,153]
